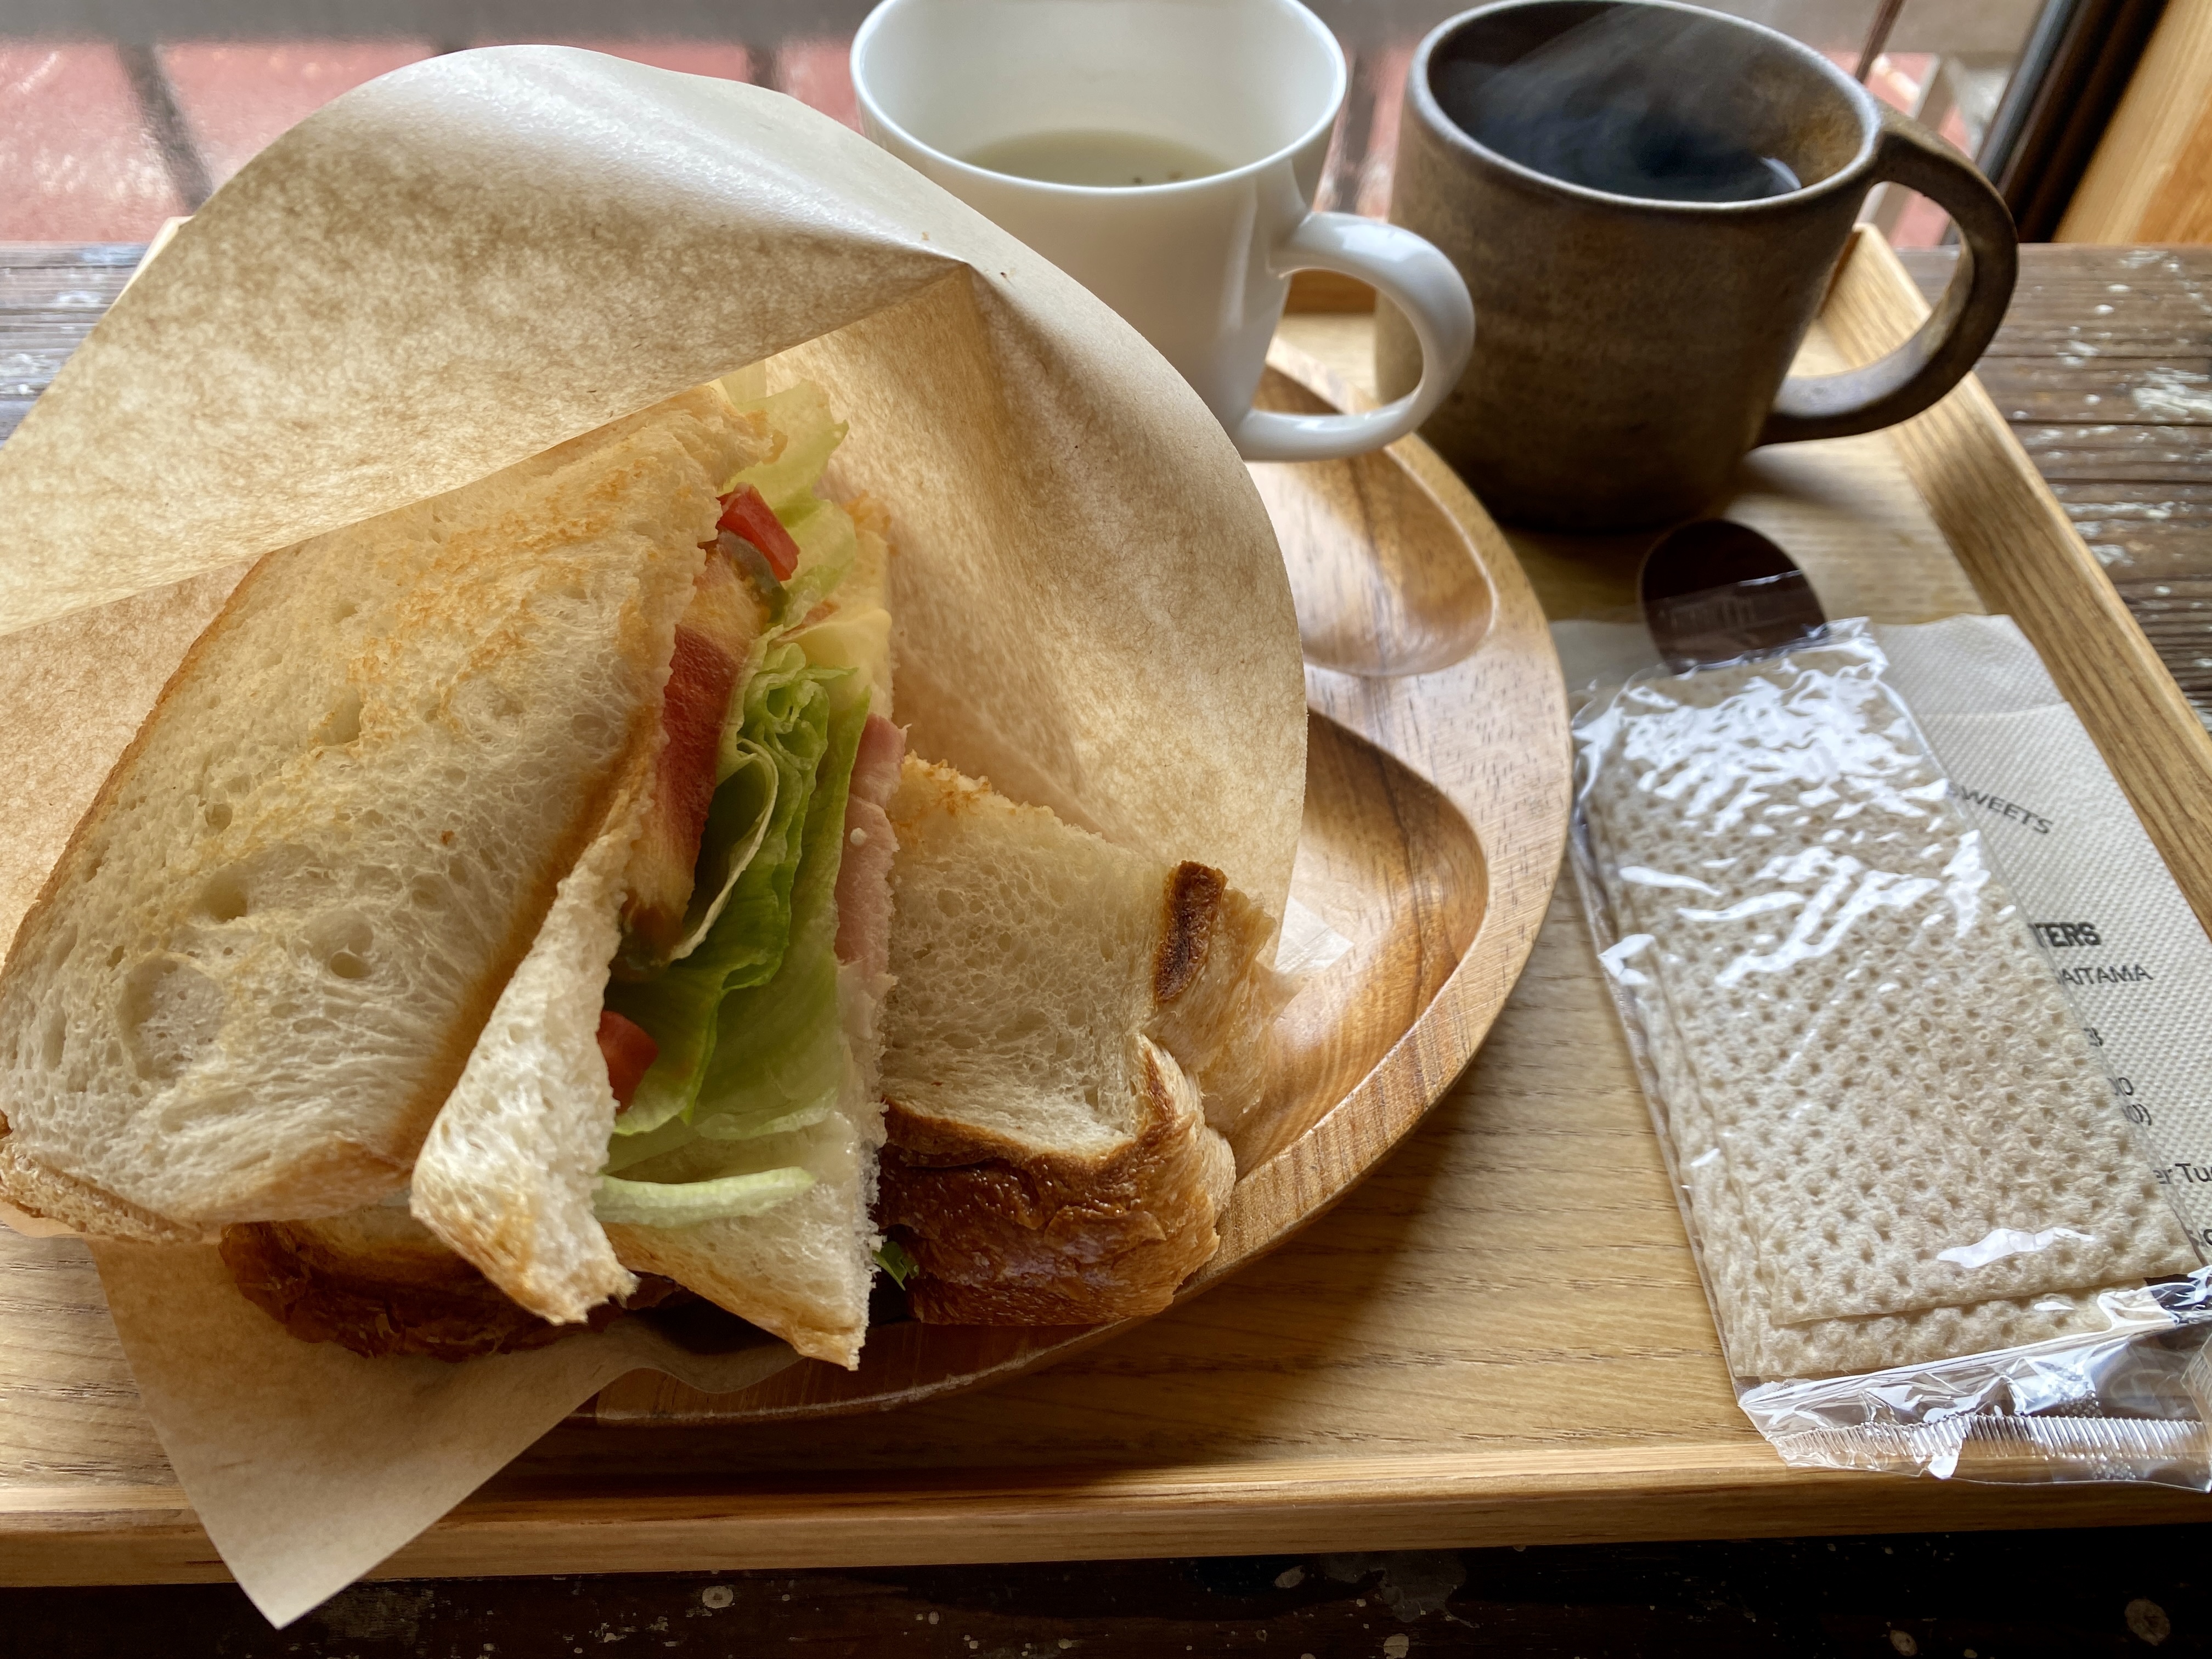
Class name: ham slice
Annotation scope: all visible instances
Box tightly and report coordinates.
[619,549,765,964]
[834,714,904,982]
[848,709,905,809]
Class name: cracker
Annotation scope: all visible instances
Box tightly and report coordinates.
[1583,641,2193,1341]
[1619,933,2161,1378]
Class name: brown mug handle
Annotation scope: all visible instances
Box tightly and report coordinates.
[1758,105,2018,444]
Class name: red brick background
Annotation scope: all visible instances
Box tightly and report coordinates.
[161,41,434,188]
[0,33,1973,244]
[0,44,182,239]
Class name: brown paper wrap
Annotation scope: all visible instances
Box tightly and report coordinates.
[0,48,1305,1623]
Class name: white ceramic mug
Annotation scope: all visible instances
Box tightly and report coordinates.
[850,0,1476,461]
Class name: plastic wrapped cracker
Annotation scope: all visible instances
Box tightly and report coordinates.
[1615,913,2165,1379]
[1573,625,2203,1479]
[1604,851,2181,1337]
[1582,637,2190,1331]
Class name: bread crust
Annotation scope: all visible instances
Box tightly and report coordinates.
[1149,877,1284,1134]
[220,1212,683,1362]
[1153,862,1225,1003]
[876,760,1277,1327]
[878,1040,1233,1324]
[0,1139,210,1244]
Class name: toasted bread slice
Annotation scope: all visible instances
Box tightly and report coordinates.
[874,758,1278,1324]
[0,386,769,1234]
[408,771,657,1321]
[605,1058,884,1368]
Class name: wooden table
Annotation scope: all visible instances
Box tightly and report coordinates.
[1279,244,2212,735]
[4,242,2212,1654]
[1898,246,2212,727]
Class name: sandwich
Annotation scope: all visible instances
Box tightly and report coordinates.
[0,376,1283,1367]
[876,758,1279,1324]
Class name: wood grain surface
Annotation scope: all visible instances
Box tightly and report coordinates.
[1899,244,2212,723]
[1838,232,2212,940]
[2,242,2211,1589]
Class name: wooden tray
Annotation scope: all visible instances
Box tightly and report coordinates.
[6,227,2212,1588]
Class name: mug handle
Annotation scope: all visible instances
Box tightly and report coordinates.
[1230,213,1475,463]
[1759,106,2018,445]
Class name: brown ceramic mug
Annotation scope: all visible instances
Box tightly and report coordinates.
[1375,0,2017,531]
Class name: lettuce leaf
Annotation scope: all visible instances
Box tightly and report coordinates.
[595,1166,814,1228]
[602,1108,824,1187]
[775,496,859,628]
[718,362,769,405]
[601,685,867,1180]
[725,381,847,516]
[723,381,856,627]
[703,644,837,989]
[667,741,777,961]
[688,673,868,1138]
[789,604,891,714]
[605,644,841,1133]
[872,1238,918,1288]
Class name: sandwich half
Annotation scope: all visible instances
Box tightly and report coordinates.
[1,372,1288,1367]
[875,758,1282,1325]
[0,377,901,1365]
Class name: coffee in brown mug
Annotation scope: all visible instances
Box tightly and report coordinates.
[1376,0,2017,531]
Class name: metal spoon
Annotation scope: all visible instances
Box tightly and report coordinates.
[1638,518,1830,673]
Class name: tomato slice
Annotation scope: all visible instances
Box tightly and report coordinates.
[716,484,802,580]
[597,1009,660,1112]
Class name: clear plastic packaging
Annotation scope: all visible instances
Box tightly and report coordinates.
[1571,620,2212,1485]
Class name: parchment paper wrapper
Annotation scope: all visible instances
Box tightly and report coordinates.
[89,1240,800,1623]
[0,48,1305,1624]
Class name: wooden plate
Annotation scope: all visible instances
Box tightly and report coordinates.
[594,340,1573,1424]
